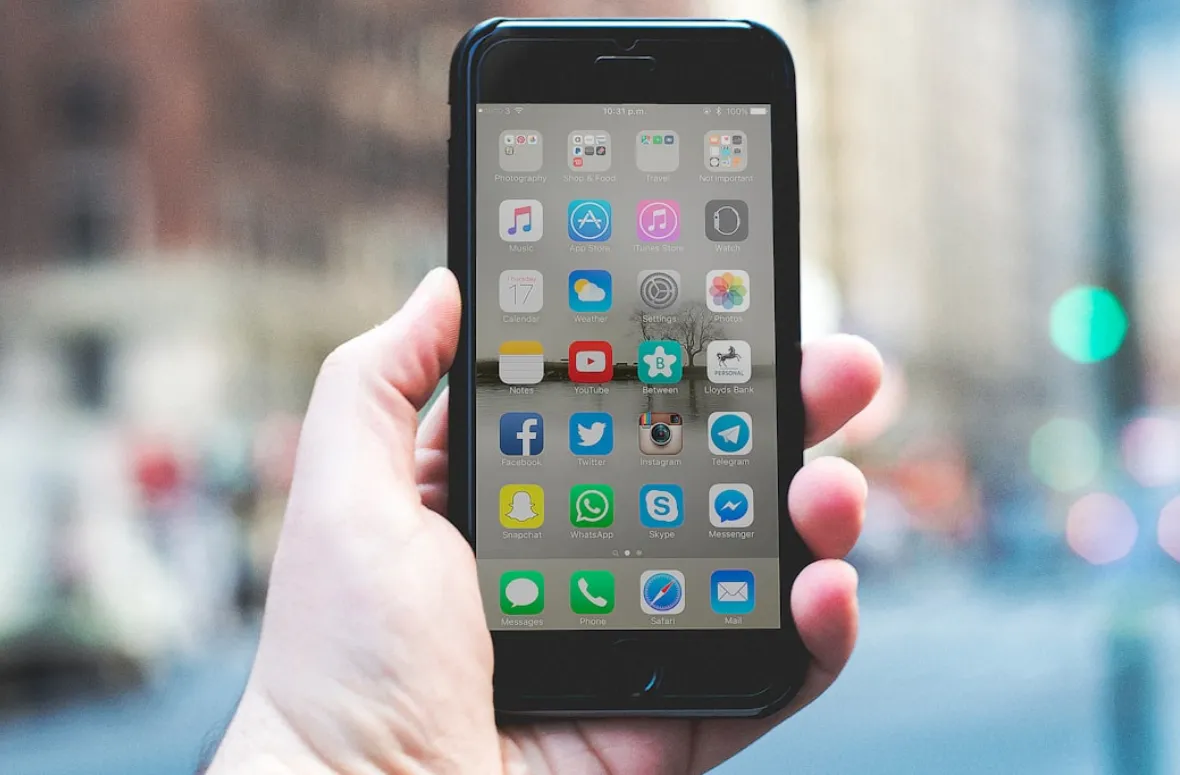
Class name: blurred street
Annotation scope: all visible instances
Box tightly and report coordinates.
[2,0,1179,771]
[3,570,1178,774]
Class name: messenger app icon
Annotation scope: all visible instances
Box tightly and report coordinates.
[709,483,754,529]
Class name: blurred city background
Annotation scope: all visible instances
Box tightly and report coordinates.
[1,0,1178,772]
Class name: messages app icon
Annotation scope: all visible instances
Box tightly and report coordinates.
[569,412,613,456]
[639,484,684,528]
[500,570,544,615]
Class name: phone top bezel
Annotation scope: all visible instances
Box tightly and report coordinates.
[448,18,809,718]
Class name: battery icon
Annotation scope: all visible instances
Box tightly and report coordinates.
[750,106,768,115]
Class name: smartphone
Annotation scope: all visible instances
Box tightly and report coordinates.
[447,18,809,718]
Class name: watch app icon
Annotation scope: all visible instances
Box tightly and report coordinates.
[705,200,748,242]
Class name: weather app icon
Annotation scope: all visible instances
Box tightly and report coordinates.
[708,412,753,455]
[569,412,614,456]
[710,484,754,528]
[568,269,612,313]
[568,199,612,242]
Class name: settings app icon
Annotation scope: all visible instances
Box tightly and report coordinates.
[637,270,681,311]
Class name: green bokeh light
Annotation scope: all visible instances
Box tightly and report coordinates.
[1049,286,1128,363]
[1029,418,1102,492]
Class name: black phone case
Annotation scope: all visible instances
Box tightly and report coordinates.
[446,17,809,720]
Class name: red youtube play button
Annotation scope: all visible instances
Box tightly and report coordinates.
[568,340,613,383]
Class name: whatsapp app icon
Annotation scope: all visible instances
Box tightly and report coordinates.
[569,484,614,528]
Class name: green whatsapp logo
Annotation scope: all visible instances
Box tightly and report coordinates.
[569,484,614,527]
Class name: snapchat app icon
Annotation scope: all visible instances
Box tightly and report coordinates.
[500,484,545,529]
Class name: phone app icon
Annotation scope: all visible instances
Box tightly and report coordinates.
[636,130,680,172]
[498,341,544,385]
[708,412,753,455]
[570,484,614,528]
[567,200,612,242]
[706,270,750,312]
[568,340,613,383]
[569,412,613,456]
[570,570,615,615]
[568,130,611,171]
[499,412,544,457]
[707,340,752,383]
[500,570,545,615]
[499,269,543,313]
[637,270,681,311]
[636,199,680,242]
[500,130,544,172]
[710,569,755,615]
[705,200,749,242]
[499,199,543,242]
[638,340,682,384]
[500,484,544,529]
[639,484,684,528]
[709,483,754,528]
[704,130,745,170]
[640,570,685,615]
[638,412,684,455]
[568,269,612,312]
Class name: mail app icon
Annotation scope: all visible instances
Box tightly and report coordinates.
[710,569,755,615]
[716,581,749,602]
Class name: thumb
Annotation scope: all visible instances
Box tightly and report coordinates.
[289,267,461,508]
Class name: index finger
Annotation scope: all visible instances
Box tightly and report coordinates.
[802,335,883,446]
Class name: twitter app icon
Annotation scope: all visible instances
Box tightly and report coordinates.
[569,412,614,456]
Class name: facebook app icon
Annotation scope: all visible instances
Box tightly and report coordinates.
[500,412,545,456]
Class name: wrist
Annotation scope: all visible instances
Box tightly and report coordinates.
[207,684,335,775]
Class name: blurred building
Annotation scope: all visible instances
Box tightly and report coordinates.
[0,0,681,668]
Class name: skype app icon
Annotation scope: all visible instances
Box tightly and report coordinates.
[639,484,684,529]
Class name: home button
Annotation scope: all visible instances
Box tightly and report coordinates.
[610,638,663,697]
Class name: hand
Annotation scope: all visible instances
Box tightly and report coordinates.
[210,268,882,775]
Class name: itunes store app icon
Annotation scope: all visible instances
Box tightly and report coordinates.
[636,199,680,242]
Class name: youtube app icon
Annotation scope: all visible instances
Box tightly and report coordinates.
[568,340,613,383]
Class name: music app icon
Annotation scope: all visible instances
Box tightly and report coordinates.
[499,199,544,242]
[636,200,680,242]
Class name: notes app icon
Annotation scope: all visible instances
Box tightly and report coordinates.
[500,199,543,242]
[499,341,545,385]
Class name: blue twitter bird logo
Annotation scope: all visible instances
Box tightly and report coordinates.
[569,412,613,456]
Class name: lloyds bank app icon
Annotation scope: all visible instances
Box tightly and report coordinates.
[567,199,612,242]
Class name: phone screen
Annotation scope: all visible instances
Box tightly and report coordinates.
[474,104,781,631]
